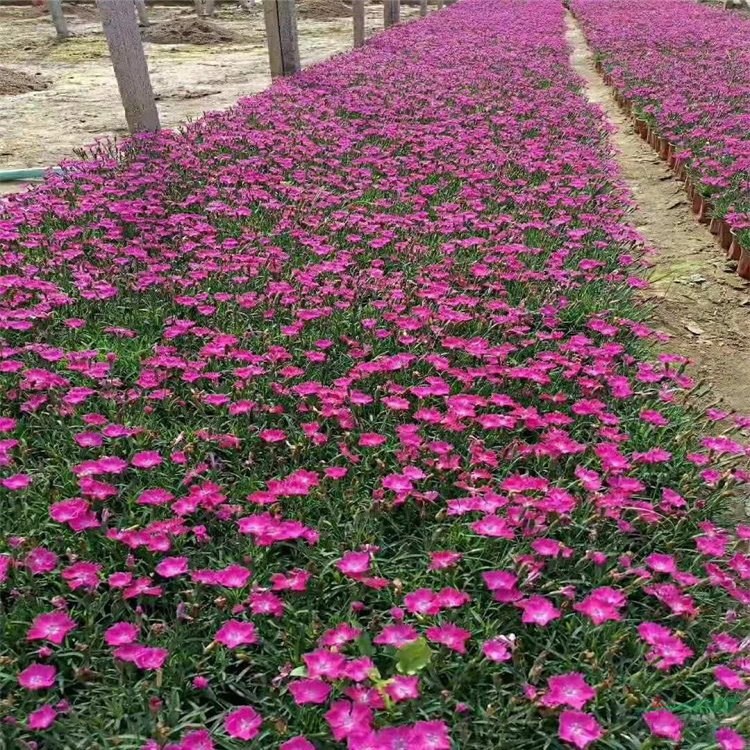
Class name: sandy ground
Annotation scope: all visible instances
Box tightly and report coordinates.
[0,2,421,193]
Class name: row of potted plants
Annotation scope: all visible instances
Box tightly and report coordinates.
[571,0,750,280]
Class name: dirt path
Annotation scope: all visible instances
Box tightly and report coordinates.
[566,12,750,421]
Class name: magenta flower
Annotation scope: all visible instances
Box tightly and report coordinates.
[385,675,421,703]
[643,710,684,742]
[104,622,139,646]
[132,646,169,671]
[482,637,515,663]
[154,556,189,578]
[716,728,746,750]
[181,729,215,750]
[319,622,362,648]
[260,429,287,443]
[325,699,373,741]
[281,738,316,750]
[288,679,332,705]
[26,611,77,645]
[428,550,463,571]
[517,596,562,627]
[1,473,32,490]
[714,665,746,691]
[224,705,262,741]
[303,649,347,680]
[337,551,371,577]
[213,564,252,589]
[542,673,596,710]
[18,664,57,690]
[214,620,258,649]
[558,711,604,749]
[131,451,162,469]
[27,704,57,730]
[425,623,471,654]
[374,624,420,648]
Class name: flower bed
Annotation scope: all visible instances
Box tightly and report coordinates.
[0,1,749,748]
[570,0,750,278]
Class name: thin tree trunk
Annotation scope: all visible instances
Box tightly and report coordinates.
[353,0,364,47]
[96,0,160,133]
[48,0,70,39]
[134,0,149,26]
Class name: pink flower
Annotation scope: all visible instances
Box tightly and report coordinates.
[482,637,515,663]
[637,622,693,670]
[337,551,371,577]
[289,679,332,705]
[131,451,162,469]
[542,673,596,710]
[574,588,625,625]
[104,622,139,646]
[0,553,10,584]
[155,556,189,578]
[325,699,373,741]
[428,550,463,571]
[319,623,362,648]
[373,624,419,648]
[425,623,471,654]
[181,729,215,750]
[385,675,420,703]
[358,432,386,447]
[214,620,258,649]
[558,711,604,749]
[303,649,347,679]
[482,570,521,602]
[224,705,262,741]
[260,429,287,443]
[411,721,451,749]
[517,596,561,627]
[249,590,285,617]
[26,611,76,645]
[18,663,57,690]
[27,704,57,730]
[281,738,316,750]
[404,588,439,615]
[716,728,746,750]
[2,473,32,490]
[714,665,746,691]
[643,710,683,742]
[214,564,252,588]
[132,646,169,670]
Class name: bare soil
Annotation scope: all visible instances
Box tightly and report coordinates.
[0,2,420,193]
[566,14,750,419]
[143,16,239,44]
[0,64,49,95]
[298,0,352,20]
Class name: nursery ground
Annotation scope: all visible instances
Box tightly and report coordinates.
[567,12,750,429]
[0,2,420,191]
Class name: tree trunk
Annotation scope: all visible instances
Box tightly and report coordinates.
[96,0,160,133]
[262,0,300,78]
[48,0,70,39]
[352,0,364,46]
[134,0,149,26]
